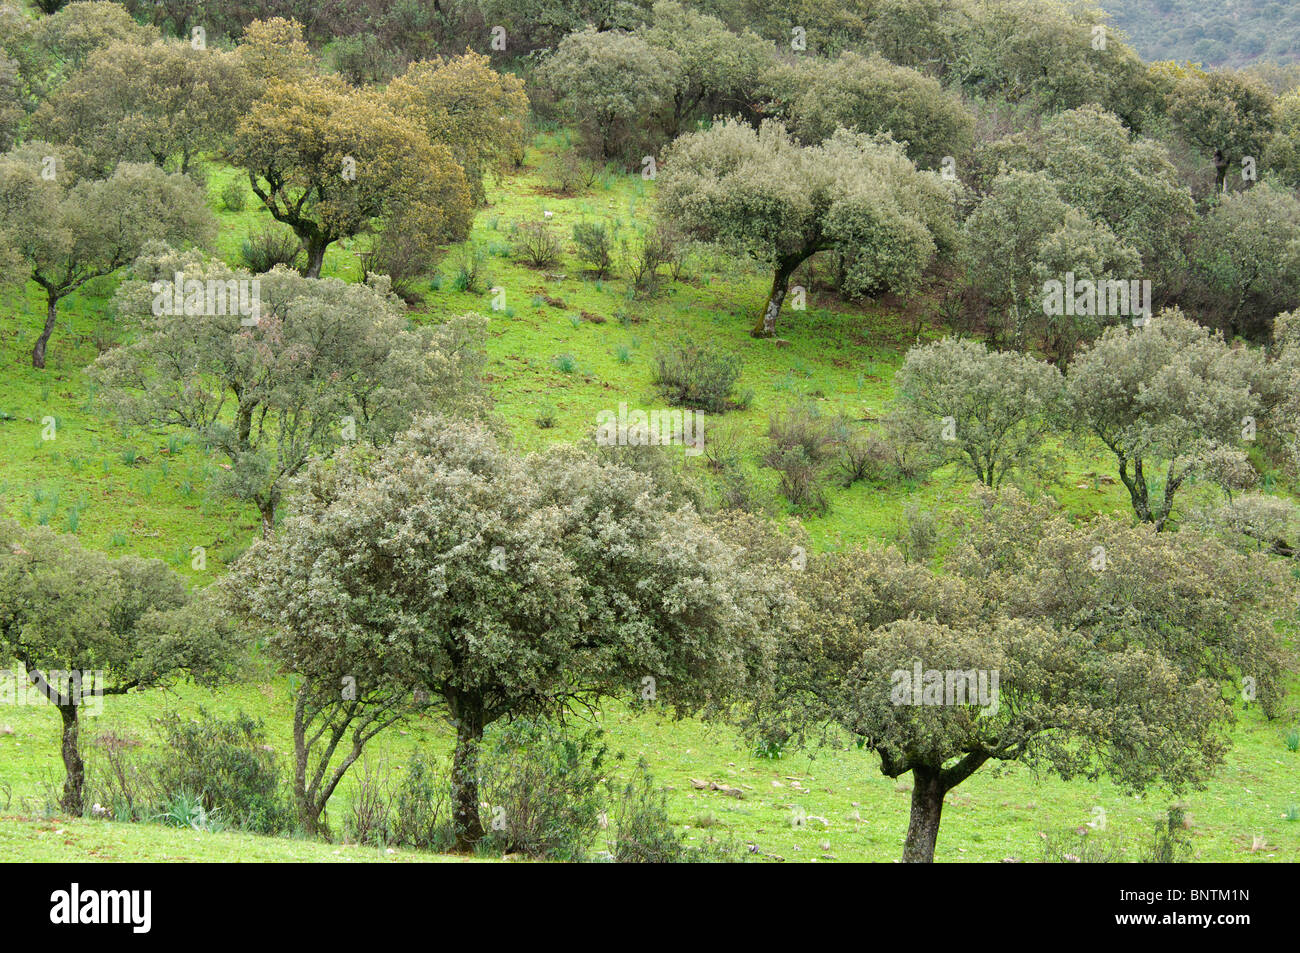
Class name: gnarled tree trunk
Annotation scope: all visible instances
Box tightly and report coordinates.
[902,766,946,863]
[32,293,59,370]
[59,703,84,816]
[753,256,802,338]
[449,699,486,852]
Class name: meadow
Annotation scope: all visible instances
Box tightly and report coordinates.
[1,131,1297,863]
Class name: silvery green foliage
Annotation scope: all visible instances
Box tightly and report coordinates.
[1264,87,1300,190]
[0,145,215,368]
[1267,310,1300,475]
[540,25,679,159]
[32,38,256,177]
[962,169,1141,356]
[89,245,489,532]
[1186,493,1299,556]
[1192,182,1300,340]
[231,415,774,718]
[657,119,956,334]
[1065,309,1265,529]
[769,50,974,168]
[0,52,21,151]
[893,337,1063,487]
[0,518,237,813]
[226,416,788,845]
[947,0,1152,120]
[31,1,159,84]
[974,106,1194,290]
[1163,66,1275,193]
[748,485,1294,861]
[638,0,775,136]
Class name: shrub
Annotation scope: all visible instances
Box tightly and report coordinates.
[716,466,766,513]
[86,728,156,822]
[240,226,303,274]
[512,221,562,268]
[879,407,944,481]
[840,430,892,486]
[343,757,393,847]
[151,709,291,835]
[1146,808,1195,863]
[703,417,746,473]
[477,718,609,861]
[609,759,685,862]
[622,227,677,295]
[220,180,246,213]
[767,404,843,467]
[652,338,746,413]
[1038,828,1130,863]
[763,445,828,514]
[390,752,451,852]
[451,243,487,292]
[359,232,430,305]
[326,34,398,86]
[894,501,938,564]
[572,221,614,278]
[544,151,600,194]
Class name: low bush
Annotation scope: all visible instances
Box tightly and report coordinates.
[150,709,292,835]
[572,221,614,277]
[220,180,246,213]
[652,338,747,413]
[240,226,303,274]
[512,221,563,269]
[544,151,600,195]
[477,718,609,861]
[359,232,430,305]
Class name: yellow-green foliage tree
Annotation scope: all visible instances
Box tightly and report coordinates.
[227,75,473,278]
[33,39,255,175]
[385,52,529,206]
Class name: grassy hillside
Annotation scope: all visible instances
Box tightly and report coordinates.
[2,132,1298,862]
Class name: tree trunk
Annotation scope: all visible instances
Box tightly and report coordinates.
[753,257,800,337]
[59,703,84,816]
[258,500,275,538]
[32,293,58,370]
[902,766,946,863]
[303,238,328,279]
[291,691,324,838]
[450,707,485,852]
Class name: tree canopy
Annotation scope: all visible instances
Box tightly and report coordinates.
[89,245,490,534]
[658,119,956,336]
[227,75,472,278]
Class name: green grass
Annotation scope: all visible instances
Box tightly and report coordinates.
[1,131,1298,862]
[0,812,470,862]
